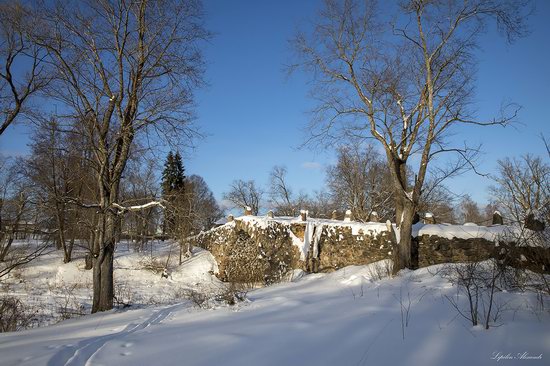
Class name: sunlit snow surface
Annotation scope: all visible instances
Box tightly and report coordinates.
[1,249,548,366]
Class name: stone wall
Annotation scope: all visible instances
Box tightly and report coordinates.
[188,217,394,281]
[416,232,550,273]
[190,219,303,283]
[314,225,393,271]
[416,235,495,267]
[189,216,549,282]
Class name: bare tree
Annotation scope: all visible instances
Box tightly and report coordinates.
[0,158,28,262]
[30,0,209,313]
[269,166,297,216]
[292,0,529,272]
[25,118,84,262]
[0,1,50,135]
[543,134,550,158]
[416,181,457,224]
[223,180,263,215]
[458,194,485,224]
[298,189,338,219]
[490,154,549,225]
[186,175,223,232]
[120,156,162,252]
[326,144,393,221]
[0,156,49,279]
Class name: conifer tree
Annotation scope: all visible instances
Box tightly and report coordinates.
[161,151,186,236]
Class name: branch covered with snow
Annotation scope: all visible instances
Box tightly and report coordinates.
[111,201,166,215]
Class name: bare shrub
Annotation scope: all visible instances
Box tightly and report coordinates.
[185,289,209,308]
[180,283,248,309]
[139,256,166,275]
[57,287,85,320]
[393,288,412,340]
[47,281,86,320]
[171,286,188,299]
[441,260,504,329]
[114,282,134,308]
[496,227,550,312]
[215,282,249,306]
[367,260,394,281]
[0,296,33,332]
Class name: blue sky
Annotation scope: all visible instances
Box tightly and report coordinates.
[1,0,549,206]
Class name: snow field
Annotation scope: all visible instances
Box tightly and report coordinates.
[1,249,548,366]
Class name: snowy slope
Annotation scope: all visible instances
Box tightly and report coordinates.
[0,240,222,328]
[1,262,548,366]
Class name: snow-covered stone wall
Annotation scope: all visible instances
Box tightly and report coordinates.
[414,223,507,266]
[415,223,549,271]
[189,216,549,281]
[188,216,395,281]
[189,218,303,283]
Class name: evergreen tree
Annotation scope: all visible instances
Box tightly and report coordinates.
[173,152,185,190]
[161,151,186,236]
[161,151,174,196]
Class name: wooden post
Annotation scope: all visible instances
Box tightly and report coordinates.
[244,206,253,216]
[267,210,274,218]
[331,210,338,220]
[300,210,308,221]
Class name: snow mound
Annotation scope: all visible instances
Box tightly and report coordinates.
[172,248,220,284]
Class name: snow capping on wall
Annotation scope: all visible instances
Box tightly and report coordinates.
[234,215,391,260]
[213,216,521,242]
[415,223,514,242]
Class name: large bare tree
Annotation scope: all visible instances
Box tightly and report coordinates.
[185,175,223,232]
[326,144,393,221]
[0,156,49,279]
[223,179,263,215]
[31,0,209,312]
[490,154,549,224]
[0,1,50,135]
[268,166,298,216]
[292,0,529,272]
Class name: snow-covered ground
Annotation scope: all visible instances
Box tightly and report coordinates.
[1,242,549,366]
[0,240,222,328]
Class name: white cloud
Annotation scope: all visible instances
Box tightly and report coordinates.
[301,161,322,170]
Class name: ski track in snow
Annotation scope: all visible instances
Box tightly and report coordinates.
[47,304,181,366]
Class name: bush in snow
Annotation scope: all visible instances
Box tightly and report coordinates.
[114,281,135,308]
[180,284,248,309]
[0,296,33,332]
[50,282,86,320]
[366,260,394,281]
[441,260,506,329]
[139,256,167,275]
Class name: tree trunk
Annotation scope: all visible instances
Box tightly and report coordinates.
[0,235,14,262]
[393,200,415,275]
[64,205,80,263]
[386,154,417,274]
[92,211,116,313]
[64,236,74,264]
[56,215,68,262]
[0,201,25,261]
